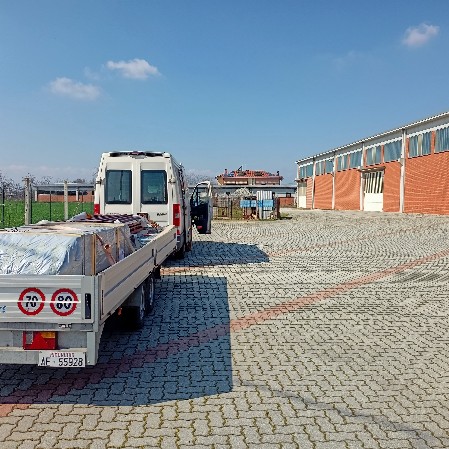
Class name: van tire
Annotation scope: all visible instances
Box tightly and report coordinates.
[175,242,186,259]
[126,285,145,330]
[186,233,192,252]
[144,274,155,315]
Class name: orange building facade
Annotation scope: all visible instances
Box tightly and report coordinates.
[296,112,449,215]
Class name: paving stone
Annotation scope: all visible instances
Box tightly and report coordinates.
[1,212,449,448]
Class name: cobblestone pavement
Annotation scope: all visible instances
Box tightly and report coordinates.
[2,209,449,448]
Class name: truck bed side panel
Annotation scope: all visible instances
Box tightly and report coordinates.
[99,225,176,321]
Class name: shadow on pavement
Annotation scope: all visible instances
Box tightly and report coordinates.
[166,240,269,267]
[0,275,232,408]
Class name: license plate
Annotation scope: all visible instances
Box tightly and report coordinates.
[38,351,86,368]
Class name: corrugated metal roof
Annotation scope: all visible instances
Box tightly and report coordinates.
[296,110,449,165]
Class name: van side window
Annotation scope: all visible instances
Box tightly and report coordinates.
[105,170,132,204]
[141,170,168,204]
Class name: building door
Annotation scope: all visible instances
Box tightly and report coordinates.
[296,182,307,208]
[363,171,383,212]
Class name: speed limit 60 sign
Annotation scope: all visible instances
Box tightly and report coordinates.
[50,289,79,316]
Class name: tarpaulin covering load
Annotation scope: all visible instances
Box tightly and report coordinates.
[0,221,134,275]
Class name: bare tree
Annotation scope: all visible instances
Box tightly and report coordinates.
[0,173,22,200]
[185,169,217,186]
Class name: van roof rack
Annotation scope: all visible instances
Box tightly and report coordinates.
[108,151,167,157]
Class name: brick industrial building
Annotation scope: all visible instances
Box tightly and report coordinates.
[295,111,449,214]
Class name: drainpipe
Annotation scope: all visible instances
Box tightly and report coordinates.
[399,129,406,213]
[311,157,316,209]
[360,142,365,210]
[331,152,336,210]
[295,163,300,208]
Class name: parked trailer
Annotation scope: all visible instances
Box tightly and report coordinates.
[0,218,177,367]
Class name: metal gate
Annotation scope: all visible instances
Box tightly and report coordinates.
[363,171,384,212]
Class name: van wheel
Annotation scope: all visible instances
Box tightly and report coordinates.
[127,285,145,330]
[144,274,155,315]
[186,237,192,252]
[175,242,186,259]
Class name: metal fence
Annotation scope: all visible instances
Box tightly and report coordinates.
[0,180,94,228]
[0,180,280,228]
[0,185,6,228]
[213,197,244,220]
[213,195,279,220]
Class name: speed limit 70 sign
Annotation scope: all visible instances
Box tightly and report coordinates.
[50,289,79,316]
[18,288,46,315]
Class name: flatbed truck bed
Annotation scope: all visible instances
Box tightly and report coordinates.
[0,223,177,367]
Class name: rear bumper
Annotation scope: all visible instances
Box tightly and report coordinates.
[0,346,89,365]
[0,329,99,366]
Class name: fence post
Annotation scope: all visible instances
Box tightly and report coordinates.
[64,180,69,220]
[0,184,4,228]
[24,177,31,225]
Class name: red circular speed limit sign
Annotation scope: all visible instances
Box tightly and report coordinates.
[50,289,78,316]
[18,288,46,315]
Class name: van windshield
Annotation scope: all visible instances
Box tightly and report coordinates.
[141,170,168,204]
[105,170,132,204]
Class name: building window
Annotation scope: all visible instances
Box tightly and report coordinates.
[384,140,402,162]
[299,163,313,178]
[435,127,449,153]
[325,159,334,174]
[337,154,348,171]
[315,160,325,176]
[366,146,382,165]
[409,132,431,157]
[349,150,362,169]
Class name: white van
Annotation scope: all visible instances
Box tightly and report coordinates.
[94,151,211,258]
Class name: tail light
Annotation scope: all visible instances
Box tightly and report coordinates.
[23,331,57,350]
[94,203,100,214]
[173,203,181,234]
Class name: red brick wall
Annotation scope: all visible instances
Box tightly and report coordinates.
[313,174,333,210]
[405,151,449,215]
[38,193,94,202]
[306,178,313,208]
[335,169,360,210]
[279,197,295,207]
[383,162,401,212]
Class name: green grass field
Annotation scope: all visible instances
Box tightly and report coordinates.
[0,200,94,228]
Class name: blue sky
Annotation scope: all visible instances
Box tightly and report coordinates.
[1,1,448,184]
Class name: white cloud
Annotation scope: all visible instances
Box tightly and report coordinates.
[332,50,363,70]
[83,67,101,81]
[106,58,160,79]
[49,77,101,100]
[402,23,439,48]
